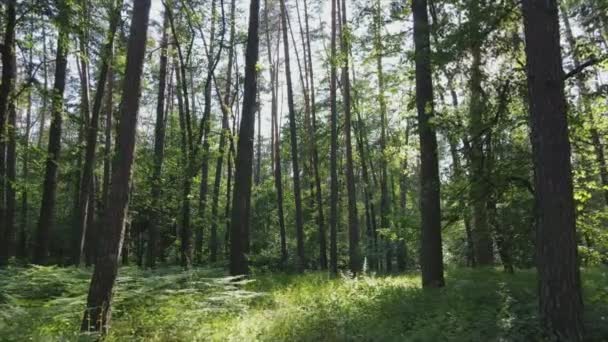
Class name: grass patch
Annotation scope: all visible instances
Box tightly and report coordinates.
[0,266,606,341]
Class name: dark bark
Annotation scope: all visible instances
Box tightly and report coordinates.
[81,0,151,333]
[301,0,327,270]
[374,0,391,273]
[329,0,339,275]
[33,1,70,265]
[280,0,305,272]
[340,0,360,275]
[147,10,170,268]
[522,0,584,339]
[229,0,260,275]
[197,0,219,264]
[412,0,445,288]
[265,10,287,264]
[0,0,16,266]
[73,0,122,266]
[467,2,493,266]
[210,0,236,263]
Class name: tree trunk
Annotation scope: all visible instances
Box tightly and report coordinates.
[197,0,219,265]
[229,0,260,275]
[373,0,392,273]
[412,0,445,288]
[81,0,151,332]
[340,0,361,275]
[522,0,584,339]
[147,10,170,268]
[329,0,339,275]
[467,3,493,265]
[210,0,236,263]
[280,0,305,272]
[0,0,16,266]
[73,0,122,266]
[33,1,70,265]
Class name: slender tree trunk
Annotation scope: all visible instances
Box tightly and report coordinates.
[38,25,49,148]
[0,0,16,266]
[81,0,151,332]
[280,0,305,272]
[373,0,392,273]
[522,0,584,339]
[229,0,261,275]
[147,10,170,268]
[412,0,445,288]
[329,0,339,275]
[265,10,288,264]
[467,3,493,265]
[339,0,360,275]
[18,26,35,260]
[197,0,219,264]
[73,0,122,266]
[33,2,70,265]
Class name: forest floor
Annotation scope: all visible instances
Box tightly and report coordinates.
[0,265,607,341]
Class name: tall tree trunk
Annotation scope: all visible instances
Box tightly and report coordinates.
[329,0,339,275]
[81,0,151,332]
[38,25,49,148]
[522,0,584,339]
[73,0,122,266]
[280,0,305,272]
[0,0,16,266]
[467,2,493,266]
[340,0,360,275]
[197,0,219,264]
[300,0,327,270]
[147,10,170,268]
[18,25,35,260]
[33,1,70,265]
[229,0,260,275]
[412,0,445,288]
[265,9,287,264]
[209,0,236,262]
[373,0,392,273]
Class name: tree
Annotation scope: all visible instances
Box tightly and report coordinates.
[33,0,70,265]
[147,10,170,268]
[521,0,584,339]
[329,0,339,275]
[0,0,17,266]
[280,0,305,272]
[73,0,122,266]
[412,0,444,288]
[81,0,151,332]
[229,0,261,276]
[340,0,360,275]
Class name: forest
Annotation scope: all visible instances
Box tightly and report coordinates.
[0,0,607,340]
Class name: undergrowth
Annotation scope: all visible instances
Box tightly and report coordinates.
[0,266,606,341]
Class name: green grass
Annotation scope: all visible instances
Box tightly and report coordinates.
[0,266,606,341]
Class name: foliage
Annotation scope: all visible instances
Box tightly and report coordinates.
[1,266,608,341]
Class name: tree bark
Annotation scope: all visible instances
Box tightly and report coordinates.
[0,0,16,266]
[340,0,361,275]
[73,0,122,266]
[329,0,339,275]
[147,10,170,268]
[81,0,151,332]
[280,0,305,272]
[33,1,70,265]
[229,0,260,275]
[522,0,584,339]
[412,0,445,288]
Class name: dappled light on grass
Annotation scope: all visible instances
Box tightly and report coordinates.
[1,266,607,341]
